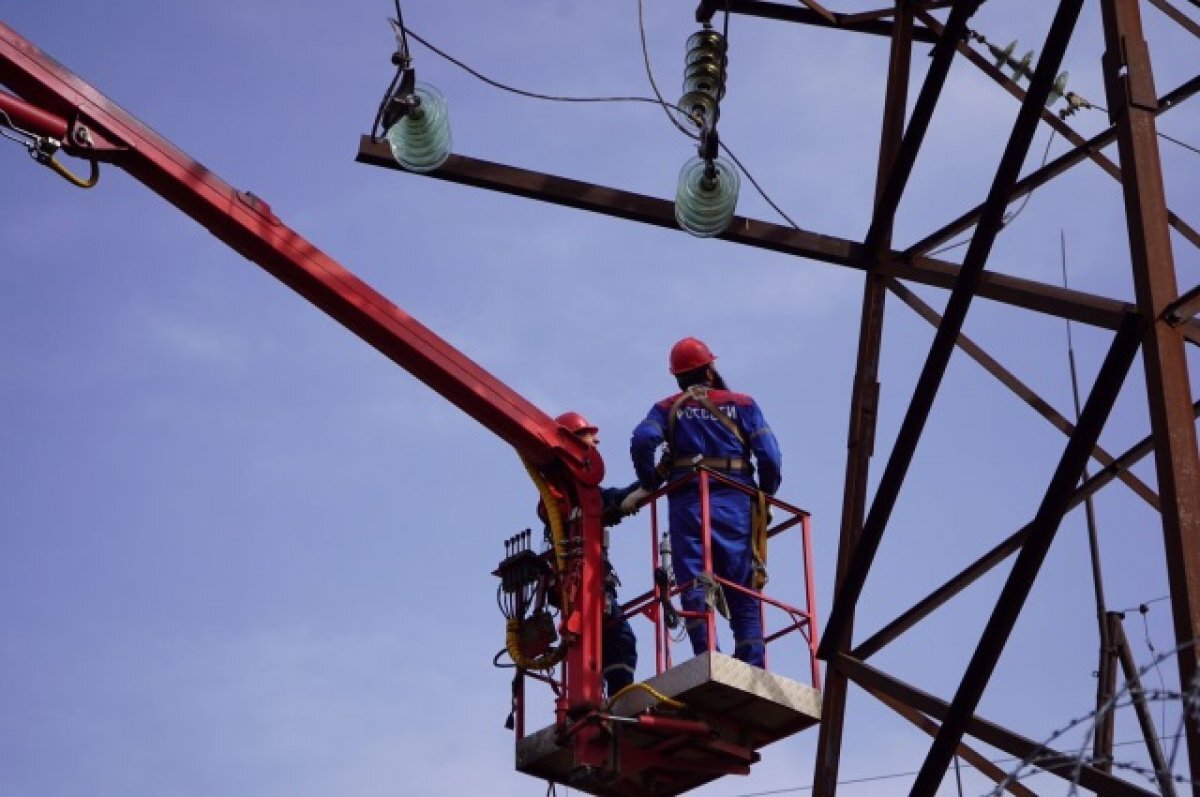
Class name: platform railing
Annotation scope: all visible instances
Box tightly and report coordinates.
[617,466,821,690]
[504,467,819,743]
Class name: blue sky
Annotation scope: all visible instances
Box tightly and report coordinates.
[1,1,1198,795]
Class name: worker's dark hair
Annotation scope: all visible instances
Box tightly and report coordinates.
[676,365,713,390]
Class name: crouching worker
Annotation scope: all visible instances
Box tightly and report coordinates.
[541,412,648,697]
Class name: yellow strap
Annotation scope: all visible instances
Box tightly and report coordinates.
[751,490,769,590]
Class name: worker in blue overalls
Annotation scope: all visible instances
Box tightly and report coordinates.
[628,338,782,667]
[545,412,639,697]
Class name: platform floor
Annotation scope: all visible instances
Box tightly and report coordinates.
[516,652,822,796]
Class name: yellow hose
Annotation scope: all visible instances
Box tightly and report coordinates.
[520,456,567,585]
[604,681,686,712]
[505,617,567,671]
[511,455,571,670]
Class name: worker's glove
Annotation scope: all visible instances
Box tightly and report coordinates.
[620,486,652,515]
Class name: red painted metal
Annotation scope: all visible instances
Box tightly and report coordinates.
[506,467,820,793]
[0,21,600,485]
[0,19,826,795]
[0,88,66,140]
[630,467,821,685]
[0,17,612,787]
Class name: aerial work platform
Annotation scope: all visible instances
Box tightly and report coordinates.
[498,467,822,795]
[517,652,822,796]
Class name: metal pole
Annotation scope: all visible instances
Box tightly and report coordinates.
[821,0,1083,659]
[1100,0,1200,782]
[813,3,913,794]
[1094,612,1121,771]
[1113,614,1178,796]
[910,310,1142,795]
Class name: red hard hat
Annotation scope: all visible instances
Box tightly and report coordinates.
[669,337,716,375]
[556,411,598,436]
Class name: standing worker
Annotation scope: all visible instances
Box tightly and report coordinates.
[627,338,782,667]
[543,412,640,697]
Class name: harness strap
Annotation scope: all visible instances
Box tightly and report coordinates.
[672,456,750,471]
[691,387,748,450]
[665,386,750,462]
[750,490,770,590]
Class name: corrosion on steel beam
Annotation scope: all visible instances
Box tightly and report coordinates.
[851,393,1200,663]
[838,2,955,26]
[860,0,982,261]
[905,74,1200,258]
[835,654,1161,797]
[911,10,1200,255]
[1165,282,1200,326]
[819,0,1087,663]
[1146,0,1200,38]
[888,279,1159,509]
[726,0,938,42]
[1111,616,1180,796]
[864,686,1038,797]
[358,142,1200,348]
[911,309,1142,795]
[1102,0,1200,782]
[814,5,914,796]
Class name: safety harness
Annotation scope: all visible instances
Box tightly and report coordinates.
[662,385,770,590]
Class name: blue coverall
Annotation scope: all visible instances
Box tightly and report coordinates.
[539,484,639,697]
[599,484,639,696]
[630,387,782,667]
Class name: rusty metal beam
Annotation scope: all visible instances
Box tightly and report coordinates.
[887,279,1159,509]
[726,0,938,42]
[861,0,982,261]
[1146,0,1200,38]
[1112,616,1180,796]
[911,10,1200,255]
[814,5,914,795]
[1094,612,1121,771]
[835,654,1160,797]
[911,309,1142,795]
[864,686,1038,797]
[1165,282,1200,326]
[851,362,1197,664]
[818,0,1087,665]
[356,142,1200,347]
[905,74,1200,258]
[795,0,837,25]
[838,1,954,25]
[1102,0,1200,782]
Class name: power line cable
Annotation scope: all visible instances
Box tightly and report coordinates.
[922,127,1058,259]
[401,21,805,231]
[1139,603,1172,741]
[402,26,671,110]
[1000,128,1057,228]
[1075,100,1200,157]
[636,0,700,139]
[1159,130,1200,157]
[1112,595,1170,615]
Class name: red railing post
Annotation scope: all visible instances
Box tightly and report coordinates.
[651,499,666,675]
[803,514,821,689]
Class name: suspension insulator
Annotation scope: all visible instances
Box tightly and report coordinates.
[679,28,727,128]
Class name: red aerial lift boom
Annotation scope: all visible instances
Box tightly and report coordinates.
[0,20,821,795]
